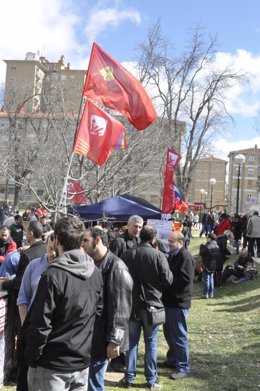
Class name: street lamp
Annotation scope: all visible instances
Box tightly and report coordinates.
[200,189,205,227]
[235,154,245,214]
[209,178,216,211]
[204,191,208,210]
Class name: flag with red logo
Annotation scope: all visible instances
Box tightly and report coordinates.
[73,100,125,165]
[162,149,181,214]
[67,179,87,204]
[83,43,157,131]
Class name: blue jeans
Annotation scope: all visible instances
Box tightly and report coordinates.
[88,359,109,391]
[125,309,159,385]
[202,271,214,298]
[27,366,89,391]
[163,308,190,373]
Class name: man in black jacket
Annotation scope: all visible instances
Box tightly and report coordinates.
[109,215,143,258]
[109,214,143,372]
[122,225,173,389]
[82,227,133,391]
[161,231,194,380]
[25,217,103,391]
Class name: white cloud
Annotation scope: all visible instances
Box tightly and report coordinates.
[214,50,260,117]
[0,0,142,84]
[213,136,260,159]
[84,8,141,45]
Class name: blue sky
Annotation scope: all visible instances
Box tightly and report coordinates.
[1,0,260,157]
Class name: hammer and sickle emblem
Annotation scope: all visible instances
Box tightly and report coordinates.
[100,66,114,81]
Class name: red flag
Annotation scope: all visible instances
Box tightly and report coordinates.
[83,43,157,131]
[73,100,125,166]
[175,199,189,213]
[162,149,181,214]
[67,179,87,204]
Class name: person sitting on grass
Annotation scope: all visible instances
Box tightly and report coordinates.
[222,249,256,284]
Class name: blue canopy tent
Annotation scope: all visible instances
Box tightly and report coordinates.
[74,194,162,222]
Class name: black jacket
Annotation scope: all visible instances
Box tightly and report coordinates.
[24,249,103,372]
[109,230,140,258]
[2,240,46,291]
[200,240,220,273]
[163,247,194,309]
[91,250,133,361]
[122,242,173,318]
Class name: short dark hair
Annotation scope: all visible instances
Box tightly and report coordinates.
[15,214,22,220]
[140,225,157,242]
[208,233,217,241]
[87,227,108,247]
[28,221,43,239]
[54,216,84,251]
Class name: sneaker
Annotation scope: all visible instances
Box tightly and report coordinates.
[146,379,163,389]
[201,295,208,299]
[120,378,132,388]
[157,361,176,369]
[170,371,189,380]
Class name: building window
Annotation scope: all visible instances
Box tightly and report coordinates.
[247,193,252,199]
[248,168,254,177]
[247,180,253,188]
[11,66,16,71]
[37,189,44,196]
[61,75,67,81]
[248,155,255,163]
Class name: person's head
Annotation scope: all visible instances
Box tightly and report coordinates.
[140,225,157,244]
[45,231,56,262]
[107,230,116,244]
[0,226,10,241]
[127,215,143,238]
[207,233,217,242]
[54,216,84,254]
[14,215,22,225]
[41,215,47,224]
[239,248,248,258]
[82,227,108,260]
[26,221,43,244]
[168,231,184,252]
[253,210,259,216]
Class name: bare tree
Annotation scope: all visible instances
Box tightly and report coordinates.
[137,22,248,199]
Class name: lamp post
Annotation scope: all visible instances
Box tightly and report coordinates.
[209,178,216,211]
[204,191,208,210]
[235,154,245,214]
[200,188,205,227]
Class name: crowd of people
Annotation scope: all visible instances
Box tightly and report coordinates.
[0,203,258,391]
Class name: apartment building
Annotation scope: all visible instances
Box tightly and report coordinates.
[228,146,260,213]
[3,52,86,114]
[187,156,227,211]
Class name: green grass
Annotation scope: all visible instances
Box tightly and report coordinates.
[2,237,260,391]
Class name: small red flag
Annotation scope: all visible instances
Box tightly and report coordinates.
[73,100,125,166]
[162,149,181,214]
[83,43,157,131]
[67,179,87,204]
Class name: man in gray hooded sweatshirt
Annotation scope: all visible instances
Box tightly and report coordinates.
[25,216,103,391]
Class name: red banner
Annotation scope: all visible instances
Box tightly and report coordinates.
[67,179,87,204]
[162,149,181,214]
[73,100,125,166]
[83,43,157,131]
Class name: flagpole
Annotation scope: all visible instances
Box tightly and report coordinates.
[57,43,96,218]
